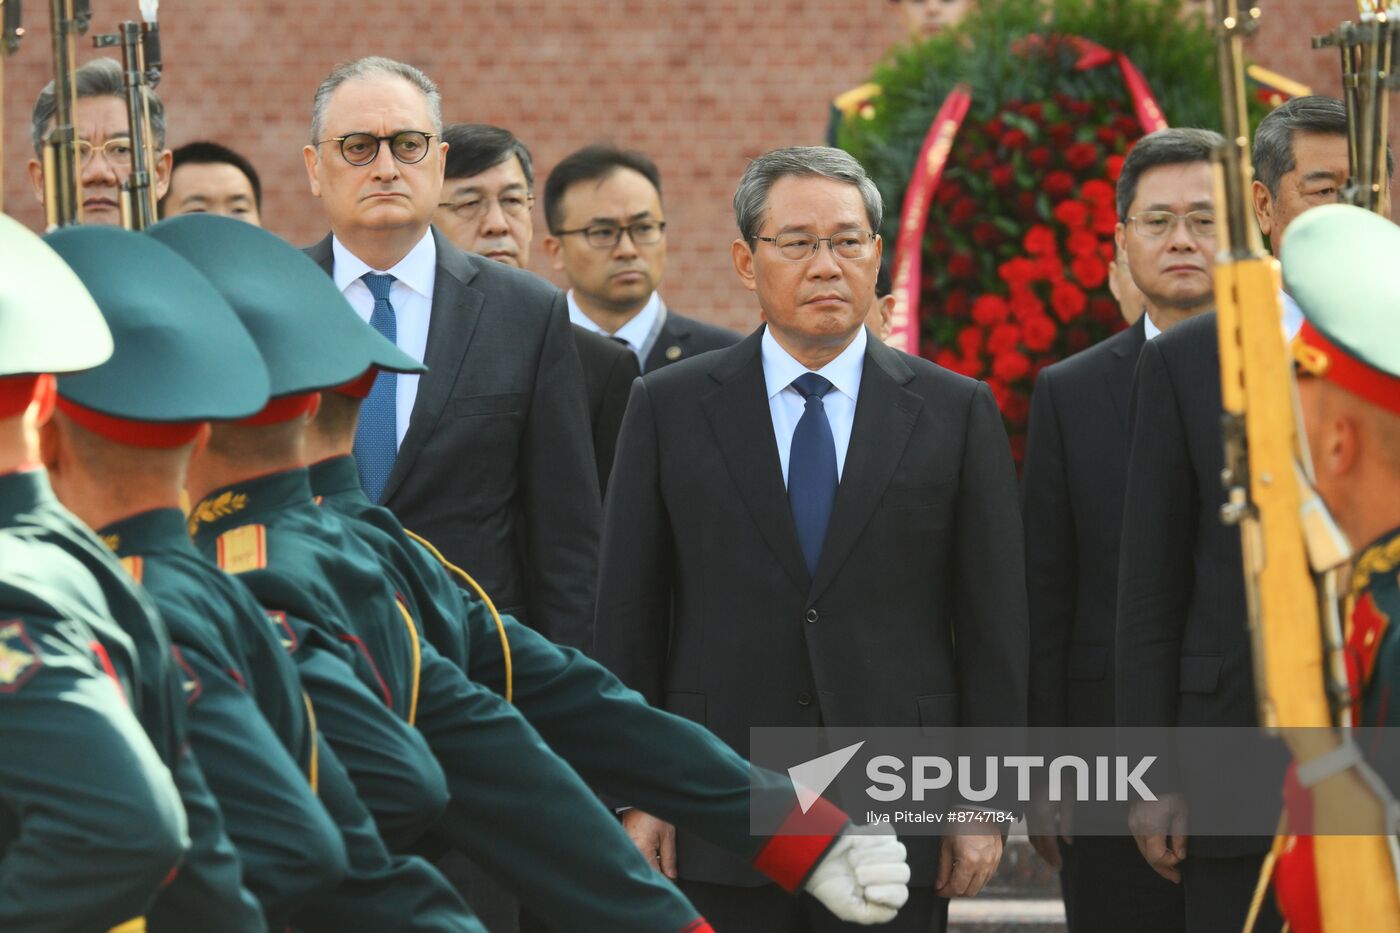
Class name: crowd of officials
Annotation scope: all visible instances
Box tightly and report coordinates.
[3,23,1400,933]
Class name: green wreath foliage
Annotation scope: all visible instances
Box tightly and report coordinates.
[839,0,1267,463]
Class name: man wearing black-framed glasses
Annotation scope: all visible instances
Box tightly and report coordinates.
[301,56,598,656]
[542,144,739,373]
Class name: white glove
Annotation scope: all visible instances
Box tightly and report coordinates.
[803,824,911,925]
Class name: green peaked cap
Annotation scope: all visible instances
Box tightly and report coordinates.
[145,214,425,397]
[44,226,269,421]
[1282,203,1400,379]
[0,213,112,378]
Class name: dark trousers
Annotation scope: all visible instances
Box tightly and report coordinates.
[1182,854,1282,933]
[1058,836,1184,932]
[677,880,946,933]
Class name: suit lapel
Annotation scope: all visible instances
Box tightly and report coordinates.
[380,231,483,505]
[807,341,921,603]
[1104,317,1146,429]
[646,315,689,372]
[700,333,810,593]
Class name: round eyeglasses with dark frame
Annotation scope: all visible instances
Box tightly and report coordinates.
[752,229,878,262]
[553,219,667,249]
[315,131,438,167]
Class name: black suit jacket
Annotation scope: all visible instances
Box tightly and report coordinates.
[1023,319,1145,728]
[595,327,1028,886]
[571,325,640,493]
[1115,311,1278,858]
[306,229,600,650]
[643,309,742,373]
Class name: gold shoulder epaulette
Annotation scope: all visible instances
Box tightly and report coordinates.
[833,82,883,119]
[216,525,267,575]
[119,556,144,583]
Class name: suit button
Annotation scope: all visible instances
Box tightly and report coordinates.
[805,609,818,624]
[797,692,812,706]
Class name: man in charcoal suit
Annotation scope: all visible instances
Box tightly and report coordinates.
[1021,128,1224,932]
[595,146,1027,932]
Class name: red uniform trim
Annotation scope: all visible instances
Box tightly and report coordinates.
[88,639,127,705]
[1295,320,1400,417]
[0,375,42,418]
[333,368,379,399]
[236,393,318,426]
[752,797,850,892]
[56,397,201,449]
[337,633,393,709]
[678,919,715,933]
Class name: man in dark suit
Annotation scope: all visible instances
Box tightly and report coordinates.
[541,144,742,373]
[433,122,638,491]
[300,58,598,652]
[1115,99,1388,932]
[1022,128,1225,932]
[595,146,1028,932]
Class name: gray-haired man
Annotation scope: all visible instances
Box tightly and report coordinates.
[300,57,600,652]
[27,57,172,226]
[594,146,1028,932]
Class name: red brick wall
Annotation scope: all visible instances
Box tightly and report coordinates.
[0,1,1377,331]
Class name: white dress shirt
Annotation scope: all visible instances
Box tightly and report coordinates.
[333,231,436,449]
[567,290,666,367]
[762,325,867,487]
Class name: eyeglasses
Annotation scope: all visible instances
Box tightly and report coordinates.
[315,131,437,167]
[1128,210,1217,239]
[438,192,535,222]
[74,138,134,169]
[554,220,666,249]
[752,229,877,262]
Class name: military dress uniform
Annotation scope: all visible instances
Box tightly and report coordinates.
[0,215,187,933]
[307,451,863,890]
[1264,205,1400,932]
[12,224,263,933]
[151,216,718,933]
[45,220,477,933]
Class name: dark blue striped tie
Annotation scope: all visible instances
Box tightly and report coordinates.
[354,273,397,502]
[788,372,837,576]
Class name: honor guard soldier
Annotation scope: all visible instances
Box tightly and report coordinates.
[0,214,188,933]
[16,227,265,933]
[303,379,915,926]
[1267,205,1400,933]
[151,213,910,933]
[40,224,477,933]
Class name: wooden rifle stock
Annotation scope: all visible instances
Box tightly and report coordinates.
[0,0,23,216]
[1212,2,1400,927]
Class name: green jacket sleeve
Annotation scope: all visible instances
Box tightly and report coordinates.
[0,614,188,932]
[177,643,348,923]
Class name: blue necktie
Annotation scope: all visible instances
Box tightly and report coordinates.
[354,273,397,503]
[788,373,838,576]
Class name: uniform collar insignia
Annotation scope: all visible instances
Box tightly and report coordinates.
[1350,526,1400,595]
[187,490,249,537]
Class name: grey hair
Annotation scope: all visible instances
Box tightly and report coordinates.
[31,57,167,156]
[1115,127,1224,220]
[733,146,883,242]
[1252,95,1393,196]
[310,56,443,146]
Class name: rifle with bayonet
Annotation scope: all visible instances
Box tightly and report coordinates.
[94,0,162,230]
[1313,1,1397,213]
[1211,1,1400,929]
[42,0,90,229]
[1,0,24,215]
